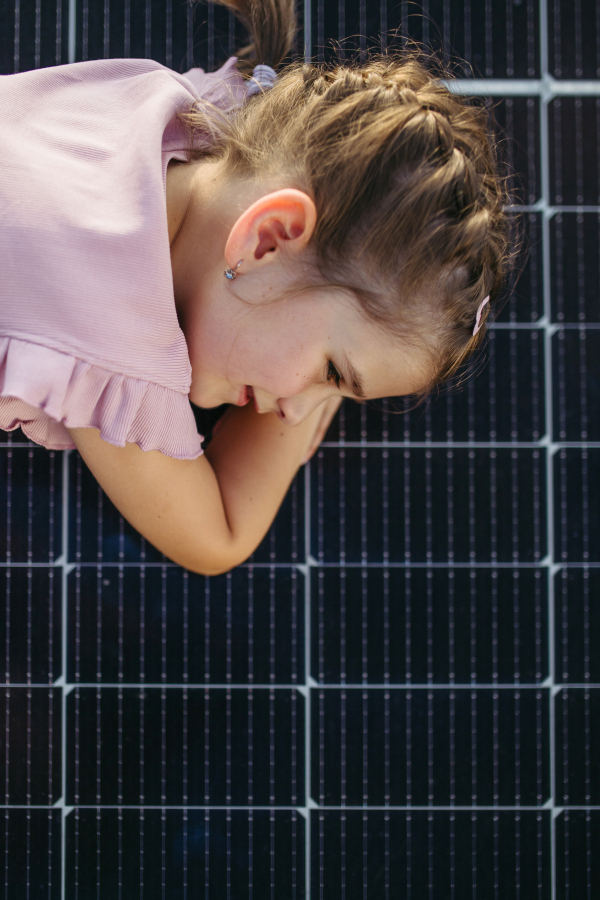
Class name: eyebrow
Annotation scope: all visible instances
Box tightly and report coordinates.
[342,352,366,399]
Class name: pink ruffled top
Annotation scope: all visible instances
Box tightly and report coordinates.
[0,56,246,458]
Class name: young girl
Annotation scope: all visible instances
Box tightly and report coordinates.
[0,0,509,575]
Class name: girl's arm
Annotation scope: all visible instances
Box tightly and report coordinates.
[68,398,339,576]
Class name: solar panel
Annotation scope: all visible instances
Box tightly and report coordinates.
[0,0,598,896]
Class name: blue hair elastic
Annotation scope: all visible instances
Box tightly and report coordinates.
[246,64,278,97]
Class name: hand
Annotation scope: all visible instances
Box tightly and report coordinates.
[300,396,342,465]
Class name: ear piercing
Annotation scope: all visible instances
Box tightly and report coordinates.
[224,259,243,280]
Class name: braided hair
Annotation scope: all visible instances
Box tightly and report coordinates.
[181,0,513,395]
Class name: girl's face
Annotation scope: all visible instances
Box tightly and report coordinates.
[167,161,432,421]
[181,283,432,423]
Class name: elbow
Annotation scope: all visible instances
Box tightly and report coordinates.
[189,560,237,577]
[170,542,253,578]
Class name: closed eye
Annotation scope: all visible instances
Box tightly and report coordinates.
[327,360,342,388]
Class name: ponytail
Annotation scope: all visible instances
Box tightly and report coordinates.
[202,0,297,74]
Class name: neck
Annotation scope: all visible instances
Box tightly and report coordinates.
[167,158,230,324]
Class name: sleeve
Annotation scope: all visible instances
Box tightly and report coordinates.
[0,338,203,459]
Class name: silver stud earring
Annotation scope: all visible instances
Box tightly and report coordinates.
[224,259,243,280]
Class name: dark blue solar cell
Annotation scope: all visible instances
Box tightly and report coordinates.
[494,96,541,204]
[0,0,69,73]
[66,808,304,899]
[0,688,61,804]
[0,567,61,684]
[66,687,303,805]
[68,565,303,684]
[0,449,62,563]
[548,0,600,79]
[549,99,600,205]
[312,566,548,684]
[554,449,600,562]
[554,688,600,805]
[310,0,540,78]
[1,809,62,899]
[555,811,600,900]
[498,212,544,323]
[550,213,600,324]
[553,330,600,441]
[312,810,551,900]
[554,568,600,684]
[312,687,549,806]
[312,448,546,563]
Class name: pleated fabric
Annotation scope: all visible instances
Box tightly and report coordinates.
[0,55,245,458]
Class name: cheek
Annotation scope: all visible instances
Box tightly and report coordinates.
[246,347,316,396]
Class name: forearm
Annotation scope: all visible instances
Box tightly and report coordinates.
[68,402,324,577]
[204,401,316,560]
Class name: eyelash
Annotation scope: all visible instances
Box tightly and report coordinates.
[327,360,342,388]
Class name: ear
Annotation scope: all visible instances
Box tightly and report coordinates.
[224,189,317,274]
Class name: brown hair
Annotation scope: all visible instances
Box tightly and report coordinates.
[180,0,513,396]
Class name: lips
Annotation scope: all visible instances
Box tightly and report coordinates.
[237,385,256,408]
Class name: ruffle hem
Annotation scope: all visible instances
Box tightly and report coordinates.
[0,337,203,459]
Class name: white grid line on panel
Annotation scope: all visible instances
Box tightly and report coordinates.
[68,0,75,64]
[62,10,77,900]
[15,682,600,690]
[0,560,598,569]
[53,449,74,900]
[539,4,559,900]
[2,803,596,812]
[300,456,313,898]
[447,77,600,96]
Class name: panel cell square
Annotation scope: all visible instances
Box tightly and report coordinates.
[0,0,69,74]
[494,96,541,204]
[549,98,600,205]
[67,687,303,805]
[0,688,61,804]
[309,0,540,78]
[312,688,549,806]
[326,328,545,443]
[312,567,548,685]
[553,330,600,440]
[0,448,62,562]
[312,810,550,900]
[554,688,600,805]
[75,0,245,72]
[66,808,304,900]
[497,212,544,323]
[555,811,600,900]
[68,565,303,685]
[555,568,600,684]
[548,0,600,79]
[550,213,600,323]
[0,809,61,900]
[0,567,61,684]
[554,449,600,562]
[312,448,546,563]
